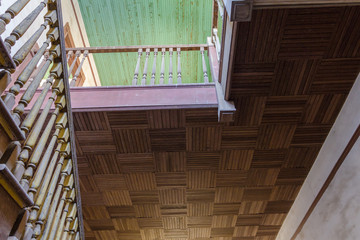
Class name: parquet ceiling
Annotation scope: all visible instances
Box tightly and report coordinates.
[74,6,360,240]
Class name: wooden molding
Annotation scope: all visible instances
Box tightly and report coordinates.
[253,0,360,9]
[231,0,253,22]
[290,124,360,239]
[56,1,85,238]
[66,44,209,54]
[224,0,253,22]
[208,41,236,122]
[0,98,25,141]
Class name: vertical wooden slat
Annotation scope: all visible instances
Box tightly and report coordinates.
[169,47,173,84]
[177,47,181,84]
[200,47,209,83]
[150,48,158,85]
[132,49,142,85]
[141,48,150,85]
[56,0,84,236]
[159,48,166,84]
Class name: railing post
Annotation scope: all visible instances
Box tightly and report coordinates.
[169,48,173,84]
[2,28,58,109]
[159,48,166,84]
[70,50,88,87]
[132,48,142,85]
[213,28,221,60]
[141,48,150,85]
[4,1,47,53]
[12,10,58,66]
[150,48,158,85]
[177,47,181,84]
[0,0,31,35]
[68,50,80,75]
[200,47,209,83]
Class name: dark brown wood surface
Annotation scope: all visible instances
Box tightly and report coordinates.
[75,6,360,240]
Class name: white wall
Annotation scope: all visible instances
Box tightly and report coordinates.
[277,73,360,240]
[297,138,360,240]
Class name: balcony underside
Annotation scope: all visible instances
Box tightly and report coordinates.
[21,84,218,112]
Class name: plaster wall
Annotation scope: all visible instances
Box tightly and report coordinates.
[296,138,360,240]
[61,0,100,86]
[277,73,360,240]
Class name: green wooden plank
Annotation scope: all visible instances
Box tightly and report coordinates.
[77,0,213,86]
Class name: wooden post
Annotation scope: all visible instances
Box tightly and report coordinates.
[150,48,158,85]
[169,48,173,84]
[2,28,58,109]
[0,0,31,35]
[200,47,209,83]
[159,48,165,84]
[213,28,221,60]
[4,2,47,53]
[141,48,150,85]
[66,51,73,63]
[12,10,57,66]
[132,49,142,85]
[68,50,80,75]
[177,48,181,84]
[70,50,88,87]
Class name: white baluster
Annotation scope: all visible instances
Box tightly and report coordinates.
[177,48,181,84]
[141,48,150,85]
[150,48,158,85]
[200,47,209,83]
[133,49,142,85]
[169,48,173,84]
[159,48,166,84]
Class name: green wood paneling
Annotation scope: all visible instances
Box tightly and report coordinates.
[77,0,213,86]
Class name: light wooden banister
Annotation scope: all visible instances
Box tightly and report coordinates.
[0,0,83,239]
[66,44,211,86]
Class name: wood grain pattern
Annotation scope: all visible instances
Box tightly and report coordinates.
[74,6,360,240]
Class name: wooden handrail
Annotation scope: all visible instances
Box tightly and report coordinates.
[65,44,209,54]
[0,0,83,239]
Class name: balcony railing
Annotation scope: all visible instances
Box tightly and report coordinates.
[0,0,82,239]
[65,44,212,87]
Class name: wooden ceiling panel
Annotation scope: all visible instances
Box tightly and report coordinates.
[154,152,186,172]
[76,6,360,239]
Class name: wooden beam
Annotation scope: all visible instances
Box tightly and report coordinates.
[56,1,85,239]
[68,84,218,112]
[208,41,236,122]
[253,0,360,8]
[66,44,209,54]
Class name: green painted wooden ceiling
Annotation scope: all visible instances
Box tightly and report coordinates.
[77,0,213,86]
